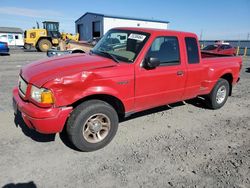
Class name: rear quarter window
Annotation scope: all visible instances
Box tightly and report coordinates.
[185,37,200,64]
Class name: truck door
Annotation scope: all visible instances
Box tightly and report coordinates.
[14,34,24,46]
[135,36,187,111]
[183,37,204,99]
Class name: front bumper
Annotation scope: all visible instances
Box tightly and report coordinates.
[13,87,73,134]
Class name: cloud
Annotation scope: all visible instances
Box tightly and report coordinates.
[0,6,62,19]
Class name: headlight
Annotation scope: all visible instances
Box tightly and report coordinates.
[30,85,54,104]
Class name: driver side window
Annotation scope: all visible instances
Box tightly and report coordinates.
[146,36,180,66]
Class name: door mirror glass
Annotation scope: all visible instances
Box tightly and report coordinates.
[144,57,160,69]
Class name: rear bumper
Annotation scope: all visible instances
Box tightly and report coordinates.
[13,87,73,134]
[0,48,9,53]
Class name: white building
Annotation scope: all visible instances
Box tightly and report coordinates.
[75,12,169,41]
[0,27,24,46]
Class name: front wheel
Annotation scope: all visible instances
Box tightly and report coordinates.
[66,100,119,152]
[206,78,230,109]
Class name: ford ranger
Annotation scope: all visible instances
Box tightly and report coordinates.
[13,28,242,151]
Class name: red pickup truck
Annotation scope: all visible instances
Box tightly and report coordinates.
[13,28,242,151]
[202,44,236,57]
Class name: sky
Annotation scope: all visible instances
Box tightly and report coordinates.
[0,0,249,40]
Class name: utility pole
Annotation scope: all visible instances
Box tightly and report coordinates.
[247,33,250,41]
[200,29,203,40]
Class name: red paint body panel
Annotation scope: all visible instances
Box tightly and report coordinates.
[13,87,72,133]
[13,27,242,134]
[22,53,117,87]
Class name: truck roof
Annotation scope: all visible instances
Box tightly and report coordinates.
[113,27,197,37]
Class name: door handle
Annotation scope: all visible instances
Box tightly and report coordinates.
[177,70,184,76]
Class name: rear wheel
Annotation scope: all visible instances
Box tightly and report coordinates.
[24,43,31,50]
[38,39,52,52]
[66,100,119,151]
[206,78,230,109]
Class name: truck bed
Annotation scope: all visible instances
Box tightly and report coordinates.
[198,56,242,96]
[201,51,235,58]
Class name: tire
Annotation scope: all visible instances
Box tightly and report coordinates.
[38,39,52,52]
[207,78,230,109]
[66,100,119,151]
[24,43,31,50]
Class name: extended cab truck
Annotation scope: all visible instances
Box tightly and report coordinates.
[13,28,242,151]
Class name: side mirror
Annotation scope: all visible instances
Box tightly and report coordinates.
[144,57,160,69]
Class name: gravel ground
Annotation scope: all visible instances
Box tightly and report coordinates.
[0,50,249,188]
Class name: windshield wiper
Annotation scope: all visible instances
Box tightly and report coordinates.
[95,50,120,63]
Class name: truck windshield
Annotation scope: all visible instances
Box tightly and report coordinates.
[92,29,150,63]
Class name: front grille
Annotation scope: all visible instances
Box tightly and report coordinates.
[18,76,28,97]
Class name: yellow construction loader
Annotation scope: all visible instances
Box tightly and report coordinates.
[24,21,79,52]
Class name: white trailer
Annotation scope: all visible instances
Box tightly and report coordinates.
[0,27,24,47]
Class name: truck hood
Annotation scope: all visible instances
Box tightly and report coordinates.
[21,53,117,87]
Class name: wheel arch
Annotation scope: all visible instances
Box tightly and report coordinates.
[71,94,126,119]
[220,73,233,96]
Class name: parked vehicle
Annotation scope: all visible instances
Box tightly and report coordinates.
[24,21,79,52]
[0,41,9,55]
[47,40,93,57]
[202,44,236,57]
[0,33,24,47]
[13,28,242,151]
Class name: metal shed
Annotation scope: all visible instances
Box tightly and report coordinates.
[75,12,169,41]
